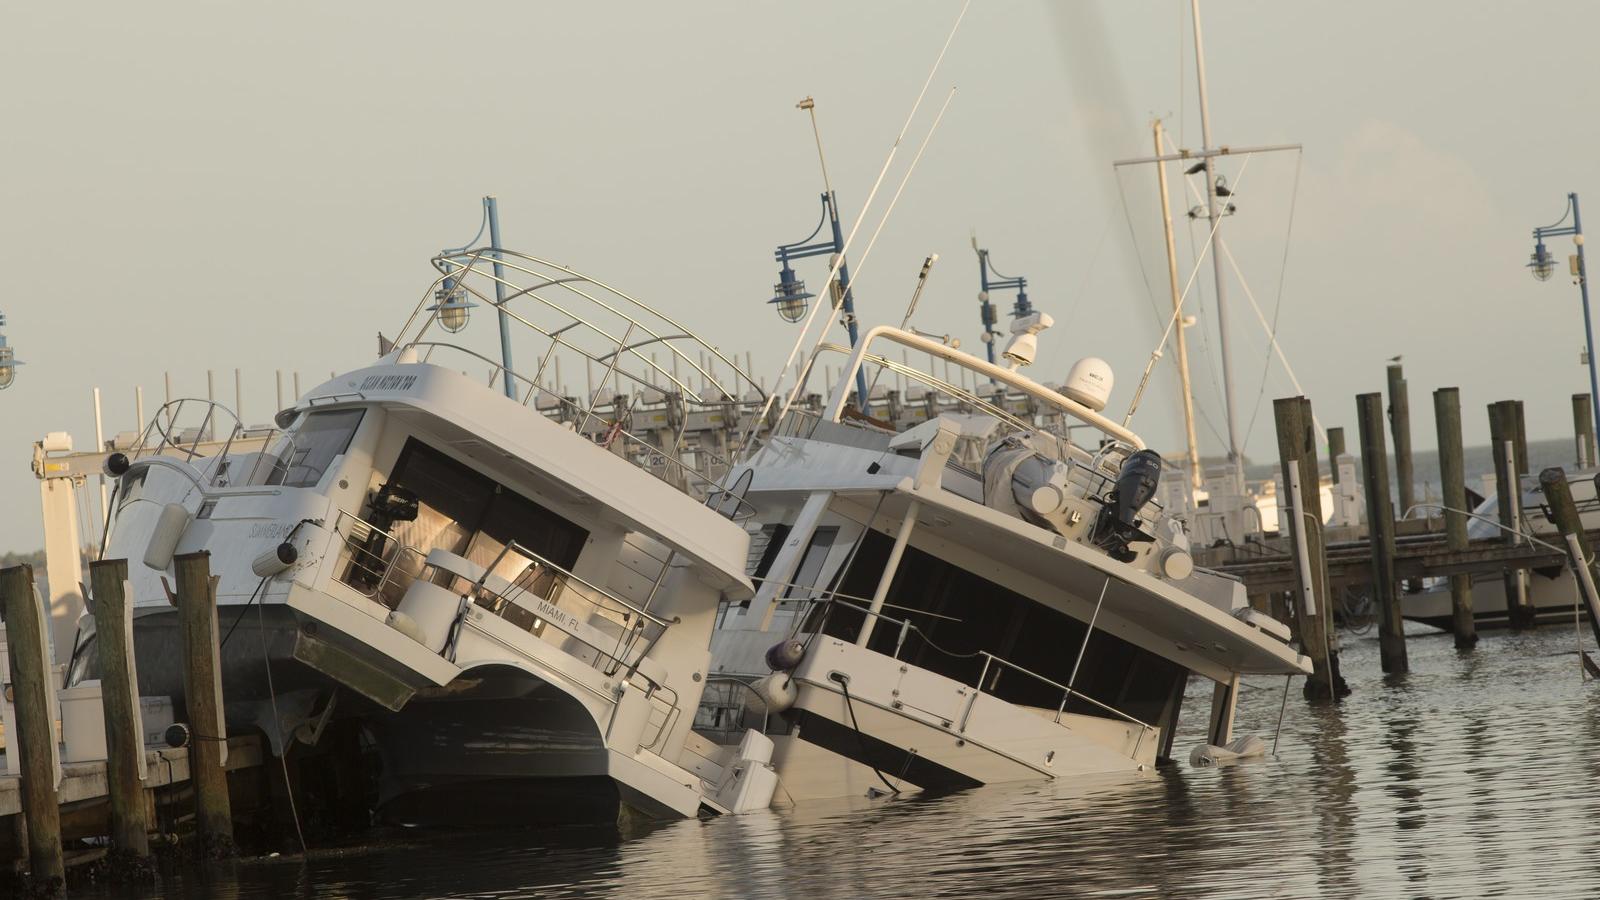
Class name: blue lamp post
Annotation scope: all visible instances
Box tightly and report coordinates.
[770,191,869,405]
[1530,192,1598,424]
[0,310,19,391]
[435,197,514,399]
[973,243,1032,367]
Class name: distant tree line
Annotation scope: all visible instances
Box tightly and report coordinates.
[0,549,46,568]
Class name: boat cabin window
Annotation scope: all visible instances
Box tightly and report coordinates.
[814,531,1186,728]
[265,409,366,488]
[343,437,589,608]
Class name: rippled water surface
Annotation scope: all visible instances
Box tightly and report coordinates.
[80,624,1600,899]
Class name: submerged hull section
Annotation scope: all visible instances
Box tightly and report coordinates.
[95,599,708,825]
[367,669,658,827]
[757,638,1160,804]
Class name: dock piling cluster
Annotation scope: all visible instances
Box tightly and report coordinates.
[1,552,239,891]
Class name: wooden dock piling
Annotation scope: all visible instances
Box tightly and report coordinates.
[1574,394,1598,469]
[0,564,64,891]
[1327,427,1346,483]
[1386,363,1416,520]
[1489,402,1534,629]
[1357,393,1408,673]
[1274,397,1347,699]
[1433,388,1476,648]
[85,559,153,875]
[1512,400,1530,478]
[173,551,235,856]
[1539,467,1600,649]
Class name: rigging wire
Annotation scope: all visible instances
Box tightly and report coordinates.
[734,0,972,462]
[1167,133,1231,441]
[1176,222,1229,447]
[1240,149,1306,447]
[1224,240,1324,444]
[1121,152,1257,427]
[1061,202,1120,327]
[1113,169,1169,329]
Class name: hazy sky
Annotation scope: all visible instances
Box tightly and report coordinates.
[4,1,1599,553]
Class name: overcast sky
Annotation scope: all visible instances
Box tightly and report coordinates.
[4,1,1598,552]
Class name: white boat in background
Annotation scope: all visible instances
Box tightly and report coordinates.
[700,318,1311,802]
[1403,467,1600,630]
[73,248,783,825]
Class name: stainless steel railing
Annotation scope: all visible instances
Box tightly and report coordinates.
[473,539,680,683]
[806,597,1156,745]
[330,510,426,607]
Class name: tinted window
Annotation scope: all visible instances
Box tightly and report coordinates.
[275,409,365,488]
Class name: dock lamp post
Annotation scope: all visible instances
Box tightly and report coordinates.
[972,242,1033,368]
[1529,192,1599,424]
[769,191,869,405]
[435,197,513,398]
[0,310,19,391]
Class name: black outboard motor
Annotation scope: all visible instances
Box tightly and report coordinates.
[1094,449,1163,562]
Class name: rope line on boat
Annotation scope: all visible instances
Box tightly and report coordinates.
[220,519,313,650]
[220,574,270,650]
[257,589,310,857]
[832,673,900,795]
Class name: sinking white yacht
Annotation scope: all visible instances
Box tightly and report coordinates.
[701,324,1312,801]
[74,248,781,824]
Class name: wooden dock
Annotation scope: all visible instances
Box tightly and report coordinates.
[1196,524,1597,597]
[0,736,263,854]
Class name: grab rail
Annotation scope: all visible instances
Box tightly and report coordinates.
[820,327,1146,449]
[473,539,680,681]
[330,510,426,606]
[809,597,1155,742]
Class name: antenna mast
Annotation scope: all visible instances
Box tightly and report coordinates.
[1190,0,1243,483]
[1153,118,1203,489]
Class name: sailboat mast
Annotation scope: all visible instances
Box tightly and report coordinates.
[1190,0,1244,484]
[1153,118,1203,489]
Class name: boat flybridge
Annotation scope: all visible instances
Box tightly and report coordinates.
[76,247,786,825]
[699,323,1312,802]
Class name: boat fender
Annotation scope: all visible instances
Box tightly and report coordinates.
[752,673,797,713]
[142,502,192,571]
[104,452,131,477]
[1189,734,1267,768]
[251,541,299,579]
[765,638,806,672]
[386,610,427,645]
[1158,547,1193,581]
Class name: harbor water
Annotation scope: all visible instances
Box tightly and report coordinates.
[73,621,1600,899]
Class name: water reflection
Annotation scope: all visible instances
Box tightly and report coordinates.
[65,627,1600,900]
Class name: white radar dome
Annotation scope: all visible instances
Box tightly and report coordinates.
[1062,357,1114,411]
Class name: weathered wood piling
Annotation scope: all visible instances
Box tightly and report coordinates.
[173,551,235,856]
[1273,396,1347,699]
[1327,427,1346,483]
[0,564,64,893]
[1574,394,1597,469]
[85,559,153,879]
[1537,467,1600,649]
[1357,392,1408,673]
[1432,388,1476,649]
[1488,401,1534,629]
[1385,364,1416,520]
